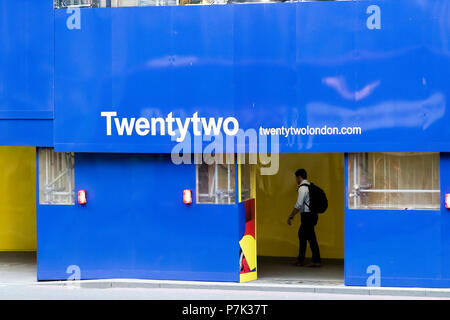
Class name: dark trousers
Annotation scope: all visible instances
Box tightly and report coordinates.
[298,213,321,263]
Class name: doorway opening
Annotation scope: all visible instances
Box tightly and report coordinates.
[250,153,345,284]
[0,147,37,284]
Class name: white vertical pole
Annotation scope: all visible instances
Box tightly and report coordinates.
[353,154,357,208]
[215,163,218,204]
[383,154,387,207]
[227,164,231,204]
[45,150,49,204]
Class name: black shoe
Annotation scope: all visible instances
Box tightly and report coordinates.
[305,262,321,268]
[292,260,306,267]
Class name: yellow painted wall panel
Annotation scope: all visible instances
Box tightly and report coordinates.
[256,153,344,259]
[0,147,36,251]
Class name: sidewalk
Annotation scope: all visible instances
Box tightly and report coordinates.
[36,278,450,298]
[2,252,450,299]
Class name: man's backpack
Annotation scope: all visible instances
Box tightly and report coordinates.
[301,183,328,214]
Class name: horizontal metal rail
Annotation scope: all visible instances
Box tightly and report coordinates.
[351,205,440,210]
[358,189,440,193]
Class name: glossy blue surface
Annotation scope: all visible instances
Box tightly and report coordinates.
[0,120,53,147]
[37,153,240,281]
[0,0,54,146]
[53,0,450,153]
[0,0,54,119]
[1,0,449,286]
[345,153,450,288]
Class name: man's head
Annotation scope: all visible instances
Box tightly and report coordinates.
[295,168,307,184]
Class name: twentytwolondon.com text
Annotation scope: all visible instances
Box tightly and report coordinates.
[259,125,362,137]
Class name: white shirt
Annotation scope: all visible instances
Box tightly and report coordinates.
[295,180,310,213]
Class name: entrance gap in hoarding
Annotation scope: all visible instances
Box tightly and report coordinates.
[238,153,345,284]
[0,147,37,284]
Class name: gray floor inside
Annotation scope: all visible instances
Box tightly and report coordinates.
[0,252,36,284]
[257,256,344,285]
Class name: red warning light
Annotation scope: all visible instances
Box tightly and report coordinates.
[78,190,87,205]
[183,189,192,205]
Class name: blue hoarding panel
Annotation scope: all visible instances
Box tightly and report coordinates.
[171,5,234,122]
[37,153,240,281]
[53,0,450,153]
[294,1,357,151]
[0,0,54,120]
[352,0,450,148]
[344,153,450,288]
[0,119,53,147]
[0,0,54,147]
[439,153,450,282]
[54,8,113,150]
[234,3,296,149]
[345,209,444,287]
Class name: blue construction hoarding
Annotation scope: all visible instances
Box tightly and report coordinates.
[52,1,450,153]
[1,0,450,287]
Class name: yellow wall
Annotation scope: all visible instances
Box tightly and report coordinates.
[0,147,36,251]
[256,153,345,259]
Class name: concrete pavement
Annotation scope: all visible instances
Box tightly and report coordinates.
[1,252,450,299]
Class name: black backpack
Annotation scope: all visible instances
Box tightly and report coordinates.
[301,183,328,214]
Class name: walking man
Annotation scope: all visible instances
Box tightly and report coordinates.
[287,169,321,267]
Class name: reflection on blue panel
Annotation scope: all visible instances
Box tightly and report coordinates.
[53,0,450,153]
